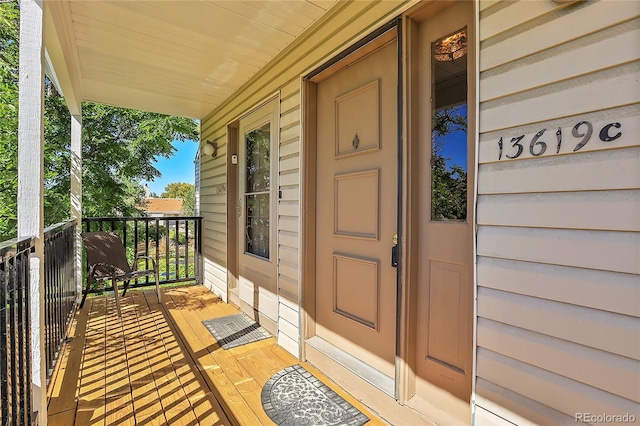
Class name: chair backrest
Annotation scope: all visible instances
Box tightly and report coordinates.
[82,231,132,277]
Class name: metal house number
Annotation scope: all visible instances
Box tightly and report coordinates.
[497,120,622,161]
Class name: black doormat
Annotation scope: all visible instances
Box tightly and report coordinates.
[202,314,271,350]
[261,364,369,426]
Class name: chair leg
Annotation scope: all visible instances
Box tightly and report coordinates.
[155,269,161,304]
[79,276,93,309]
[122,280,130,297]
[112,278,122,317]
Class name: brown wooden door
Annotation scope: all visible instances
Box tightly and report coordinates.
[315,41,398,379]
[415,1,474,403]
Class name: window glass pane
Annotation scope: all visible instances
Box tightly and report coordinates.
[245,123,271,192]
[431,28,468,222]
[245,193,270,258]
[244,122,270,259]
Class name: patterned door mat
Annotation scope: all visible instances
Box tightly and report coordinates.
[262,364,369,426]
[201,314,271,350]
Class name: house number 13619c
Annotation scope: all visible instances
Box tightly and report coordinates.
[497,121,622,161]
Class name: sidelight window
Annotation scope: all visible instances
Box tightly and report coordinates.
[430,27,468,222]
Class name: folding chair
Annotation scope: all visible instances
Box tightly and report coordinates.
[81,231,160,316]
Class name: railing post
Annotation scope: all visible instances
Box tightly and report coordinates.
[71,114,83,301]
[198,217,203,285]
[17,0,46,422]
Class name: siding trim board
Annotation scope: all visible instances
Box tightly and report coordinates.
[479,0,639,72]
[477,348,639,418]
[478,318,640,402]
[477,256,640,318]
[480,19,640,102]
[479,61,640,133]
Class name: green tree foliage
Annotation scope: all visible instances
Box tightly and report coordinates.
[431,106,468,221]
[161,182,194,199]
[78,104,197,219]
[180,185,196,217]
[0,2,20,239]
[0,2,198,240]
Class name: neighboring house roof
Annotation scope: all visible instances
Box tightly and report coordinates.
[143,198,183,215]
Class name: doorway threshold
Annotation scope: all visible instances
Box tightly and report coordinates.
[306,336,395,397]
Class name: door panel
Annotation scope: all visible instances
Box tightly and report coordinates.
[315,41,397,378]
[427,260,467,370]
[333,253,379,329]
[415,1,474,402]
[238,101,278,321]
[335,169,380,239]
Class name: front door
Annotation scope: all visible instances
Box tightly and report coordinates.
[237,101,278,323]
[315,40,398,379]
[415,1,474,404]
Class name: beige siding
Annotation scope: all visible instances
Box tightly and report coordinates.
[199,0,414,356]
[200,127,229,300]
[476,1,640,424]
[277,80,302,352]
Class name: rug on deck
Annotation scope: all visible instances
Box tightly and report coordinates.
[261,364,369,426]
[201,314,271,350]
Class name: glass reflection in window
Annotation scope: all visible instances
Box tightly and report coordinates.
[244,123,270,258]
[431,28,468,222]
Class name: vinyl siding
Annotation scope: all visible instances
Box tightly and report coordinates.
[199,132,229,301]
[199,0,415,357]
[475,1,640,424]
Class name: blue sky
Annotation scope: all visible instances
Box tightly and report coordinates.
[436,104,468,171]
[142,140,199,196]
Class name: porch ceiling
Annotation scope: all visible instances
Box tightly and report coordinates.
[44,0,338,119]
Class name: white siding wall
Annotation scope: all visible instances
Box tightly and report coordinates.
[277,80,302,355]
[199,127,229,301]
[475,1,640,424]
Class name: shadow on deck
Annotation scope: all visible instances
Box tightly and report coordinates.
[47,285,385,426]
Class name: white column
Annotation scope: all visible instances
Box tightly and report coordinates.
[71,114,83,299]
[17,0,47,423]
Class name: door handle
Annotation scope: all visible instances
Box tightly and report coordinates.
[391,233,398,268]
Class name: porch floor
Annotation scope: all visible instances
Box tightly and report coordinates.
[47,285,386,425]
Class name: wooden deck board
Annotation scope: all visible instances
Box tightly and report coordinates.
[47,295,88,415]
[48,285,385,425]
[125,292,169,426]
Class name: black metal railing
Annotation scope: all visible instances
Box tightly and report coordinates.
[82,217,202,291]
[0,236,33,426]
[43,220,77,384]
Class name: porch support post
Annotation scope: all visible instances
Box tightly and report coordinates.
[17,0,47,423]
[71,113,83,299]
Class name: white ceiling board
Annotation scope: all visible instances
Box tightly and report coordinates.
[45,0,338,118]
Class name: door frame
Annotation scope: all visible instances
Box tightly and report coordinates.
[399,1,478,420]
[301,19,403,393]
[300,2,478,422]
[226,94,281,335]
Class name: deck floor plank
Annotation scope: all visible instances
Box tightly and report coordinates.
[47,293,88,416]
[125,292,169,426]
[76,296,107,425]
[162,289,261,425]
[133,292,200,426]
[47,285,384,425]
